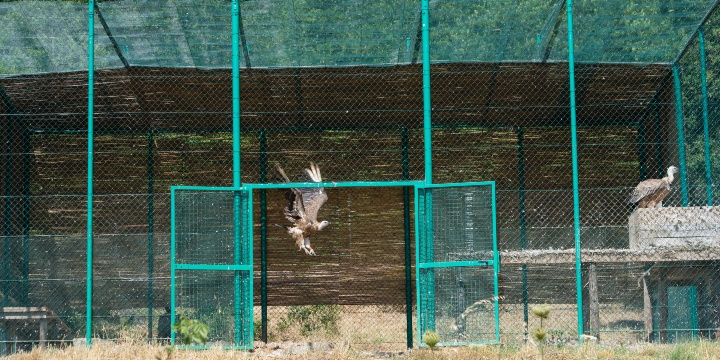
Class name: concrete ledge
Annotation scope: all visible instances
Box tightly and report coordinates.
[629,206,720,249]
[500,246,720,264]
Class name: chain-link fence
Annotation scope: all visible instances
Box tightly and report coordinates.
[1,0,720,353]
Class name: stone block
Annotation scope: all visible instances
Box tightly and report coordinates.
[628,206,720,249]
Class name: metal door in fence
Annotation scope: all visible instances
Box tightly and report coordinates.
[416,182,499,346]
[170,187,253,348]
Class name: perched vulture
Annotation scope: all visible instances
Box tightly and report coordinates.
[275,162,330,256]
[628,166,679,208]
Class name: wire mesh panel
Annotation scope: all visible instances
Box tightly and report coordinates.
[171,188,253,348]
[416,183,498,345]
[254,185,416,349]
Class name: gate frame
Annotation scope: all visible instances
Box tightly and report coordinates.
[170,180,498,348]
[415,181,500,346]
[170,185,254,349]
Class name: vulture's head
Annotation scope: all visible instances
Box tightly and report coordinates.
[318,220,332,230]
[667,166,679,182]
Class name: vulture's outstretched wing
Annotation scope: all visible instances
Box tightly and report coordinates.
[298,162,328,222]
[275,163,305,223]
[275,162,327,223]
[628,179,668,205]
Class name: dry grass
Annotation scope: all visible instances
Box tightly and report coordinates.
[263,305,413,348]
[263,303,650,347]
[6,340,720,360]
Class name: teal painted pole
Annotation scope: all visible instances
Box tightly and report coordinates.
[87,0,95,345]
[401,128,412,348]
[231,0,242,344]
[421,0,432,185]
[492,183,500,342]
[232,1,241,187]
[420,0,434,340]
[259,130,268,343]
[3,107,13,313]
[699,29,713,206]
[516,126,529,340]
[424,189,435,332]
[233,194,241,345]
[146,131,155,341]
[243,191,254,347]
[169,189,176,345]
[414,189,426,338]
[672,66,689,207]
[566,0,584,339]
[22,129,30,306]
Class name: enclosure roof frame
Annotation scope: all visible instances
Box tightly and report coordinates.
[673,0,720,65]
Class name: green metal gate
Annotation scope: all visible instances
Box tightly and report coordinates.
[416,182,499,346]
[170,186,254,348]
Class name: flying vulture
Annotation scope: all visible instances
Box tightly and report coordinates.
[628,166,679,209]
[275,162,330,256]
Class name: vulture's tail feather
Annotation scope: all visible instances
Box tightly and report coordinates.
[275,163,291,182]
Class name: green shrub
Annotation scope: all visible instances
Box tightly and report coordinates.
[422,330,440,349]
[280,305,340,336]
[171,314,209,345]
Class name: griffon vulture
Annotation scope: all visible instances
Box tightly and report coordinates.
[628,166,679,208]
[275,162,330,256]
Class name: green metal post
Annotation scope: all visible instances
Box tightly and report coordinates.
[566,0,584,339]
[414,188,426,337]
[3,105,12,313]
[147,131,155,340]
[231,0,242,344]
[421,0,432,185]
[244,191,254,347]
[233,194,241,344]
[699,29,713,206]
[419,0,435,340]
[424,189,435,332]
[87,0,95,344]
[22,129,30,306]
[1,86,15,354]
[401,128,412,348]
[169,189,176,345]
[259,130,268,343]
[231,5,241,187]
[516,126,528,340]
[0,88,18,320]
[672,66,689,207]
[492,183,500,342]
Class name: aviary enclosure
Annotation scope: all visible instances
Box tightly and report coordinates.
[1,0,720,353]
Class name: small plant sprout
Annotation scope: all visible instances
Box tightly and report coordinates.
[171,314,209,345]
[533,327,547,341]
[530,304,551,319]
[530,304,552,360]
[422,330,440,349]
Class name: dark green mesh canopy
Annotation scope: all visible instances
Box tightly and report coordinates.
[2,0,719,77]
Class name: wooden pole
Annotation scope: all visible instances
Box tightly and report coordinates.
[587,263,600,339]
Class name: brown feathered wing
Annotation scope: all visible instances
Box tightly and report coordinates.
[297,162,328,222]
[275,162,328,223]
[629,178,670,208]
